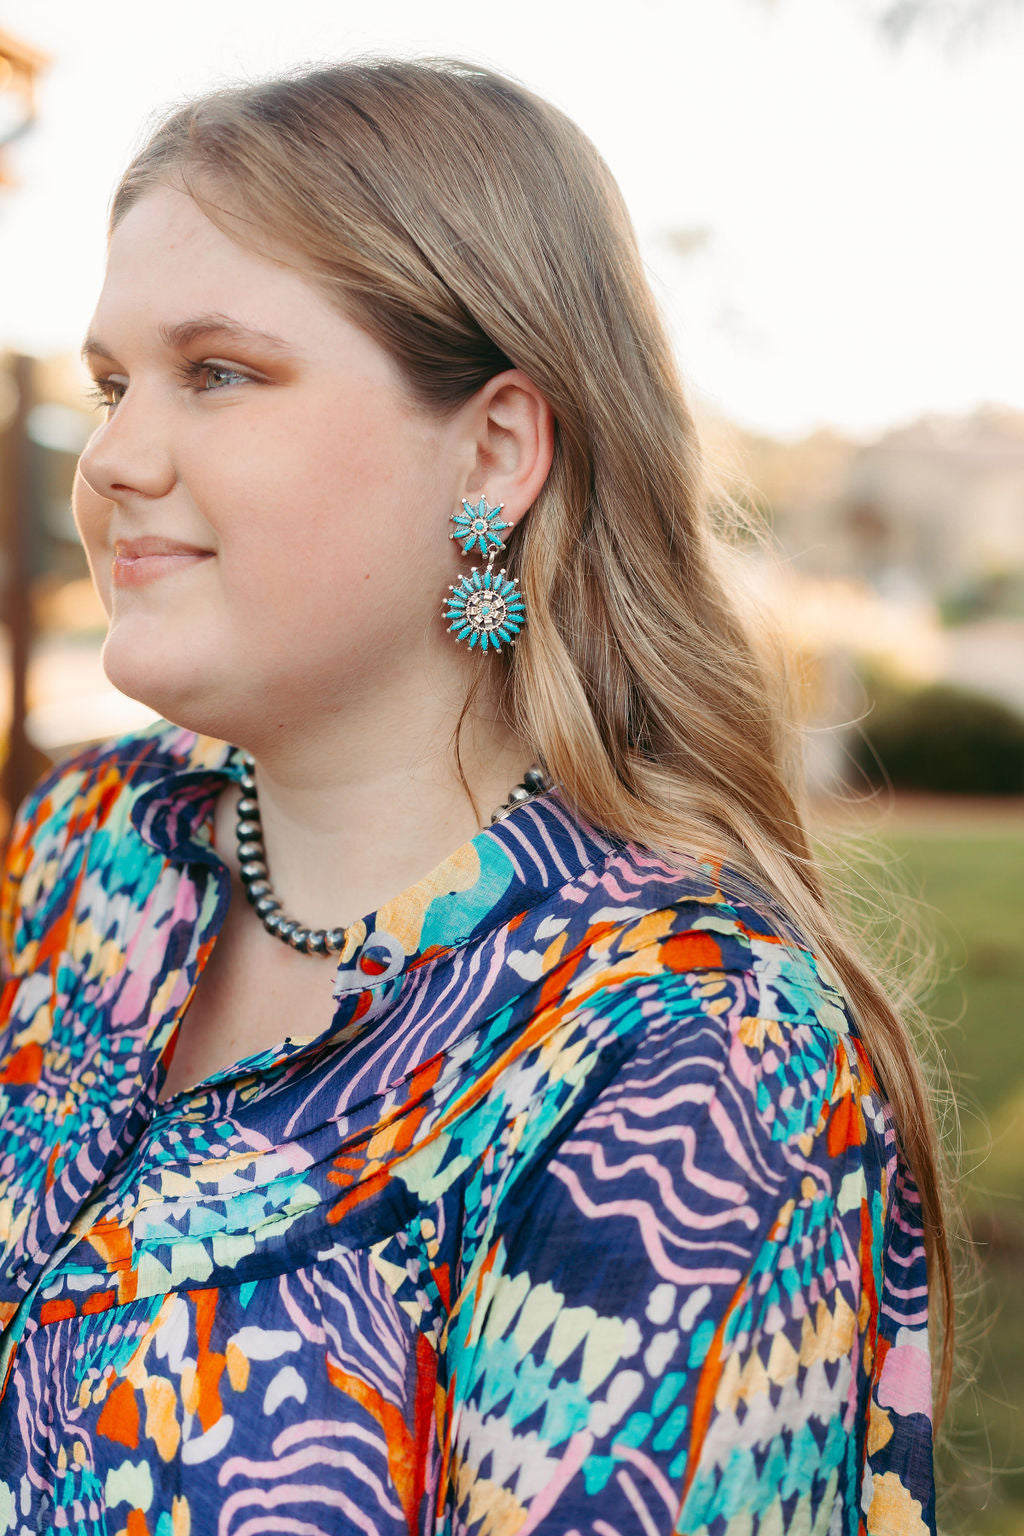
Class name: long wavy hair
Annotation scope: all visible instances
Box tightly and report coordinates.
[109,55,954,1417]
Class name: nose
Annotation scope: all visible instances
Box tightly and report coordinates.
[76,391,176,504]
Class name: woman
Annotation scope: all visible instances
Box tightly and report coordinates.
[0,56,946,1534]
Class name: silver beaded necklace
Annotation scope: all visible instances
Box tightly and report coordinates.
[233,753,554,956]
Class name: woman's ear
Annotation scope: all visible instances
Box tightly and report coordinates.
[463,369,555,519]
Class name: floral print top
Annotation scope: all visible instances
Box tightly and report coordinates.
[0,721,935,1535]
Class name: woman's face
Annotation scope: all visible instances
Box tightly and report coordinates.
[76,183,467,744]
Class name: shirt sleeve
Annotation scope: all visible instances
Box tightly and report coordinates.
[439,963,937,1535]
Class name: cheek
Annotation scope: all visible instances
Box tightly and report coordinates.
[71,468,113,611]
[212,395,434,573]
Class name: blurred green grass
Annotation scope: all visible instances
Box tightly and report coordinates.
[837,807,1024,1536]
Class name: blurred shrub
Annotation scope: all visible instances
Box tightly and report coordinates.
[938,569,1024,626]
[853,677,1024,795]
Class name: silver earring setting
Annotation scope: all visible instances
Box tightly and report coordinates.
[443,495,526,652]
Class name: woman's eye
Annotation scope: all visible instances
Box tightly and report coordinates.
[82,363,252,415]
[84,380,125,413]
[193,362,251,391]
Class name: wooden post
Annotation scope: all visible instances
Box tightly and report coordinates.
[0,28,50,840]
[1,353,35,830]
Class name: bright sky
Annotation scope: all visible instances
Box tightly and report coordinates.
[1,0,1021,441]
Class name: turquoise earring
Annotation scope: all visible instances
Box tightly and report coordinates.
[443,495,526,652]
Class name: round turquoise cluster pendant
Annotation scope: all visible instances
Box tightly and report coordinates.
[444,496,526,652]
[444,565,526,651]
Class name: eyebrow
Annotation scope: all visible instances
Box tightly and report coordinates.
[80,313,301,363]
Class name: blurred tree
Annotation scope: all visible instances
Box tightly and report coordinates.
[870,0,1023,45]
[754,0,1023,50]
[853,674,1024,793]
[662,225,715,259]
[0,27,48,186]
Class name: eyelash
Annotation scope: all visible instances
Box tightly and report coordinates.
[84,360,253,412]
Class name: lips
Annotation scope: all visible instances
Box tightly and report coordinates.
[114,536,213,560]
[112,536,214,587]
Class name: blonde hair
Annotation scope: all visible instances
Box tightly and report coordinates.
[110,55,954,1417]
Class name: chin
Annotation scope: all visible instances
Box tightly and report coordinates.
[99,626,321,753]
[100,628,235,745]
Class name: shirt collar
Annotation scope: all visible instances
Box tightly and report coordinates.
[327,783,622,994]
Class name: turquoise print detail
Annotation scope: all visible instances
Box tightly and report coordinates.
[450,494,512,556]
[443,565,526,651]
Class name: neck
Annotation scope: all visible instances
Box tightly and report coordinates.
[214,701,538,934]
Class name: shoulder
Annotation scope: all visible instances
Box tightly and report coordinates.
[552,837,853,1045]
[1,719,232,964]
[533,839,869,1152]
[469,840,893,1285]
[511,838,892,1218]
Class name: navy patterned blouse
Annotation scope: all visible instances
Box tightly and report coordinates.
[0,721,936,1534]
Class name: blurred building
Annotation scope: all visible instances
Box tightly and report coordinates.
[842,406,1024,593]
[728,403,1024,600]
